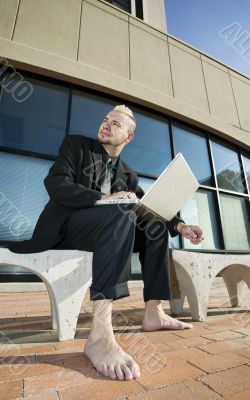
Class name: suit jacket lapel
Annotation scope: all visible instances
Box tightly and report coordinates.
[91,151,103,189]
[81,140,103,189]
[112,159,129,192]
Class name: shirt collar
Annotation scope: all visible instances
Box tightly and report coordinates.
[97,141,119,168]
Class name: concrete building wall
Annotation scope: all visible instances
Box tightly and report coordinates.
[0,0,249,149]
[142,0,167,32]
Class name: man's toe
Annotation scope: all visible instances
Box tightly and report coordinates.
[108,365,117,380]
[121,364,133,380]
[126,359,140,379]
[100,364,109,377]
[115,365,125,381]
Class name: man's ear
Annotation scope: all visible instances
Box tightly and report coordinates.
[127,132,134,142]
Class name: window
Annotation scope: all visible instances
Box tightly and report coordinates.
[70,90,116,138]
[242,155,250,191]
[71,92,172,177]
[173,124,213,186]
[180,189,222,250]
[0,68,249,281]
[0,75,69,156]
[0,152,52,241]
[122,109,172,176]
[104,0,131,13]
[135,0,143,19]
[211,141,245,193]
[103,0,143,19]
[220,194,250,251]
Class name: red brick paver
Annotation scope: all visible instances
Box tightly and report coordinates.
[0,277,249,399]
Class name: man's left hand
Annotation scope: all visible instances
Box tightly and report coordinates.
[177,223,204,244]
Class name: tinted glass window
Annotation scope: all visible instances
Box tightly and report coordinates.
[71,92,172,176]
[70,90,116,139]
[212,141,245,193]
[138,176,154,193]
[104,0,131,12]
[0,152,52,240]
[220,194,250,251]
[173,125,213,186]
[0,75,69,155]
[181,189,222,250]
[122,110,171,176]
[242,155,250,191]
[137,176,180,249]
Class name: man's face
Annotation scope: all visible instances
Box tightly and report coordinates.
[97,111,133,147]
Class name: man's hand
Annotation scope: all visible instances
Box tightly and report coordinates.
[176,222,204,245]
[101,191,137,201]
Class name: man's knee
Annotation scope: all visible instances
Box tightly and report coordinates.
[142,218,168,241]
[111,204,137,225]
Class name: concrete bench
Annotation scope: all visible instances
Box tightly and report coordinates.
[169,250,250,321]
[1,248,250,341]
[0,249,93,341]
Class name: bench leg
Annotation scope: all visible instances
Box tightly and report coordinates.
[221,267,250,307]
[170,293,185,315]
[172,262,210,321]
[185,288,209,322]
[41,252,93,341]
[48,290,57,330]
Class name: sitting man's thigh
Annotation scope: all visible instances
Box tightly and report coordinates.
[58,204,136,250]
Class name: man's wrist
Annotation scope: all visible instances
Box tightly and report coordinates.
[175,222,185,233]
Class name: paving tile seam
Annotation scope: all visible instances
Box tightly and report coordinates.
[24,387,61,400]
[199,332,246,341]
[191,346,214,356]
[187,357,249,375]
[229,328,250,336]
[193,376,224,398]
[0,376,26,385]
[22,378,25,399]
[141,374,209,395]
[23,375,95,397]
[196,363,250,380]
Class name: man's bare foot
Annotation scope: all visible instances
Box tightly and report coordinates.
[142,300,193,331]
[84,300,140,380]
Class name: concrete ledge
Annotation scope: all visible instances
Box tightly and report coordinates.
[0,280,144,292]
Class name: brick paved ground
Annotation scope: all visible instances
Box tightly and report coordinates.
[0,278,249,400]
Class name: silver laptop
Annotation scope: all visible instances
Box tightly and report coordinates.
[95,153,199,221]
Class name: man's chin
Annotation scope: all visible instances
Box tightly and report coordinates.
[98,137,112,145]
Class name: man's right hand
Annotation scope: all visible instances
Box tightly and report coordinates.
[101,191,137,201]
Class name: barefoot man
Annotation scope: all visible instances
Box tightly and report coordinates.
[8,105,204,381]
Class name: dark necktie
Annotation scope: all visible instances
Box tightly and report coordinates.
[100,158,112,195]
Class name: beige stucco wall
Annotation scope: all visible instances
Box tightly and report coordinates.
[143,0,167,32]
[0,0,249,149]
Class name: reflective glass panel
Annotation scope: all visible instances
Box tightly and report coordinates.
[70,90,116,139]
[122,109,171,176]
[71,92,172,176]
[0,152,52,241]
[138,176,180,249]
[212,141,244,193]
[242,155,250,191]
[173,125,213,186]
[104,0,131,12]
[220,194,250,251]
[181,189,222,250]
[0,75,69,155]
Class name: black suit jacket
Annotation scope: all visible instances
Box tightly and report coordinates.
[6,135,182,253]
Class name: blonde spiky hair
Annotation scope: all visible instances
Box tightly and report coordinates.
[113,105,136,123]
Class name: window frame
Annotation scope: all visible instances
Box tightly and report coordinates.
[0,65,249,282]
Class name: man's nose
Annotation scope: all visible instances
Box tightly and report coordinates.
[103,122,111,130]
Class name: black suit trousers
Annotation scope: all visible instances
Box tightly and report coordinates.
[54,204,171,302]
